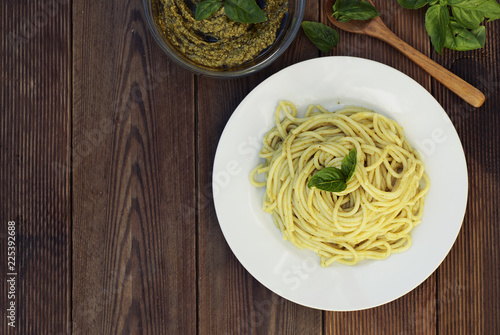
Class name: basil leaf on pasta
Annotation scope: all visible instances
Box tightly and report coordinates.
[308,167,347,192]
[341,148,357,182]
[308,149,357,192]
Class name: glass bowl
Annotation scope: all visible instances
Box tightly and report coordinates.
[143,0,306,77]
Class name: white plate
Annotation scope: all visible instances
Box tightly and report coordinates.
[212,56,468,311]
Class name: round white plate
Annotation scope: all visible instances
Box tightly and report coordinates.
[212,56,468,311]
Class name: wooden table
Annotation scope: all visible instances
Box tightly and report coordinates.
[1,0,499,334]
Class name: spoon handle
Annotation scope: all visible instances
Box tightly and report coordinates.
[371,26,485,108]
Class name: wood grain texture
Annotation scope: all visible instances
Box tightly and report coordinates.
[72,0,196,334]
[196,2,323,334]
[325,276,437,335]
[432,20,500,335]
[0,0,71,334]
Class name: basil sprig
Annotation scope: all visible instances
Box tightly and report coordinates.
[301,21,339,53]
[195,0,267,24]
[332,0,380,22]
[398,0,500,53]
[307,149,357,193]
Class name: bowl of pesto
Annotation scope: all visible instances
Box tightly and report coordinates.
[144,0,305,77]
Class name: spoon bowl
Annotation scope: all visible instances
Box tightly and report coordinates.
[324,0,485,107]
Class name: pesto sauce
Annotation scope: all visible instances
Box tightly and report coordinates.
[155,0,288,68]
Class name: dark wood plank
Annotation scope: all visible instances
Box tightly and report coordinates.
[325,276,437,334]
[72,0,196,333]
[432,20,500,335]
[196,2,323,334]
[0,0,71,334]
[321,1,440,333]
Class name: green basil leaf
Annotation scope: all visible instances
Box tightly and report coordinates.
[451,6,484,29]
[479,0,500,20]
[333,0,380,22]
[307,149,357,193]
[332,0,341,12]
[444,19,484,50]
[307,167,347,193]
[427,0,439,5]
[448,0,500,17]
[425,4,450,54]
[195,0,223,21]
[471,25,486,46]
[301,21,339,52]
[332,0,356,22]
[224,0,267,24]
[449,0,487,8]
[449,0,500,25]
[397,0,429,9]
[341,149,357,182]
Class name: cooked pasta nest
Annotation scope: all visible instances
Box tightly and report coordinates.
[251,101,430,267]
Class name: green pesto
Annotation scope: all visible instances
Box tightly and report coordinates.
[155,0,288,68]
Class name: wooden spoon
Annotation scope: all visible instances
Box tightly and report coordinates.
[325,0,485,108]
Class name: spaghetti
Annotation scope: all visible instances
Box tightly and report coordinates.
[250,101,430,267]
